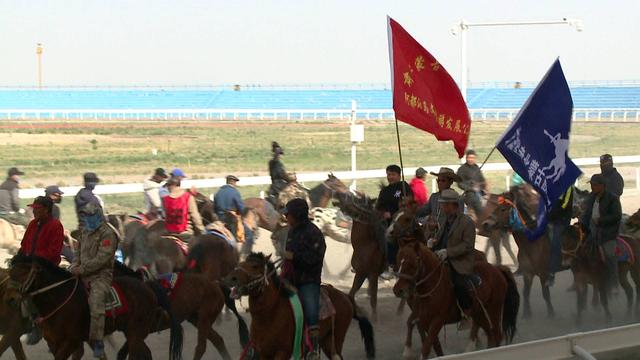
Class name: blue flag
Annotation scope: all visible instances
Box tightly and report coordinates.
[496,59,582,239]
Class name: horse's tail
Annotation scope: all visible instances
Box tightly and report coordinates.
[348,296,375,359]
[498,265,519,344]
[147,281,184,360]
[222,285,250,347]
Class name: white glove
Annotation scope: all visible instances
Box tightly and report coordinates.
[427,238,436,249]
[435,249,448,261]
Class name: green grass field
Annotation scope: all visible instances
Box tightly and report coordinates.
[2,120,637,229]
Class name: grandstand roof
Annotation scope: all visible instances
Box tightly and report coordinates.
[0,82,638,110]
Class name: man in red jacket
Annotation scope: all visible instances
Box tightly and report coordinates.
[19,196,64,266]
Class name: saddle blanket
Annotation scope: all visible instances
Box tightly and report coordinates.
[615,236,636,264]
[319,286,336,321]
[105,283,128,318]
[206,228,237,247]
[157,272,184,300]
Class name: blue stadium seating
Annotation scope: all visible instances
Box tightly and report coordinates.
[0,85,638,112]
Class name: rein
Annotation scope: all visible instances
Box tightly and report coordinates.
[234,258,283,295]
[397,253,446,298]
[35,277,79,324]
[0,275,8,287]
[561,225,585,258]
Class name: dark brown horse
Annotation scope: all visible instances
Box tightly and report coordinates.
[483,189,556,318]
[6,255,183,360]
[114,265,234,360]
[332,191,386,319]
[224,253,375,360]
[394,242,519,357]
[0,268,27,360]
[561,224,613,324]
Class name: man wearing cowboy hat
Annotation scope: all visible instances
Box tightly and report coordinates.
[428,189,477,318]
[0,167,29,226]
[417,167,464,224]
[214,175,255,254]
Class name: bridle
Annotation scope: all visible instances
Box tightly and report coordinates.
[561,224,586,259]
[396,251,445,298]
[232,258,283,296]
[8,263,79,324]
[497,195,528,228]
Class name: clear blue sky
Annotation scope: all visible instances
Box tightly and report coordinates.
[0,0,638,86]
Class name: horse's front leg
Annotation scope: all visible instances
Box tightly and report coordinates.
[421,319,445,359]
[539,276,555,318]
[403,311,417,359]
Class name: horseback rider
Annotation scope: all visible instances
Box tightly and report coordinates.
[17,196,65,345]
[159,168,186,199]
[410,167,429,207]
[417,167,464,228]
[162,176,205,242]
[546,186,574,287]
[144,168,168,219]
[580,174,622,295]
[69,203,119,358]
[0,167,29,226]
[19,196,65,265]
[457,149,488,216]
[427,189,476,320]
[599,154,624,197]
[268,141,293,205]
[377,164,412,278]
[75,172,104,230]
[214,175,254,255]
[45,185,64,221]
[282,198,326,360]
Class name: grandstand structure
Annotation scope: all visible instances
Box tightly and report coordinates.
[0,81,639,121]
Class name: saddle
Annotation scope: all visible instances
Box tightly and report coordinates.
[82,282,129,318]
[161,235,190,257]
[615,236,636,264]
[205,221,237,247]
[157,272,184,300]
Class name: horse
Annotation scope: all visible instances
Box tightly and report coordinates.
[561,224,614,324]
[244,197,281,232]
[0,218,25,255]
[394,242,519,357]
[482,189,556,318]
[113,263,235,360]
[332,191,386,320]
[0,267,27,360]
[5,254,183,360]
[224,252,375,360]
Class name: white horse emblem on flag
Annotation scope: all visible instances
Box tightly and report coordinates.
[541,130,569,183]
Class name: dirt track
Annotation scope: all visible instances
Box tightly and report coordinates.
[3,192,640,359]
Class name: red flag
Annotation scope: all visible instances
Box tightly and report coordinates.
[387,17,471,158]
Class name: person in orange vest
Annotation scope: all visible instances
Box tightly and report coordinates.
[161,176,204,241]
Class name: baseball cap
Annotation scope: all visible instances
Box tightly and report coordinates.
[154,168,168,179]
[8,167,24,176]
[44,185,64,196]
[415,167,427,178]
[83,172,100,183]
[170,168,187,178]
[226,175,239,182]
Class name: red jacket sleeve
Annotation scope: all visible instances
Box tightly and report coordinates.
[45,220,64,266]
[19,221,36,256]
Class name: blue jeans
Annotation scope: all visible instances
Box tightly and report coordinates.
[240,224,254,256]
[549,220,568,273]
[298,283,320,327]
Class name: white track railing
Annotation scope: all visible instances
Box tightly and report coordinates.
[1,108,639,122]
[436,323,640,360]
[18,155,640,199]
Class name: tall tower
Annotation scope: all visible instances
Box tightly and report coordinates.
[36,43,43,89]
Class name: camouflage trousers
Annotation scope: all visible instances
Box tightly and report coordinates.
[277,184,310,210]
[85,273,112,341]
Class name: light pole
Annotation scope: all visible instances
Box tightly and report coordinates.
[349,100,364,191]
[450,18,584,101]
[36,43,43,89]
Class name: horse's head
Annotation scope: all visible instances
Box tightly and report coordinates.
[6,255,64,307]
[561,223,584,268]
[386,207,423,246]
[481,191,514,233]
[393,242,424,299]
[572,187,591,220]
[191,190,217,224]
[224,252,276,298]
[325,173,349,194]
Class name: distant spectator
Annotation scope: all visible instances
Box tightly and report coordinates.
[0,167,29,226]
[599,154,624,197]
[144,168,168,217]
[45,185,64,221]
[410,167,429,207]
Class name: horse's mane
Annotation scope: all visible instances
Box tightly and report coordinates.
[10,254,72,280]
[113,261,144,280]
[245,252,294,298]
[332,191,376,221]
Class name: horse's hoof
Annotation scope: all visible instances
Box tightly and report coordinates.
[402,345,414,359]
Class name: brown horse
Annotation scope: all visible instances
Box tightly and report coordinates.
[5,254,183,360]
[0,268,27,360]
[482,189,556,318]
[333,191,386,320]
[394,242,519,357]
[224,253,375,360]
